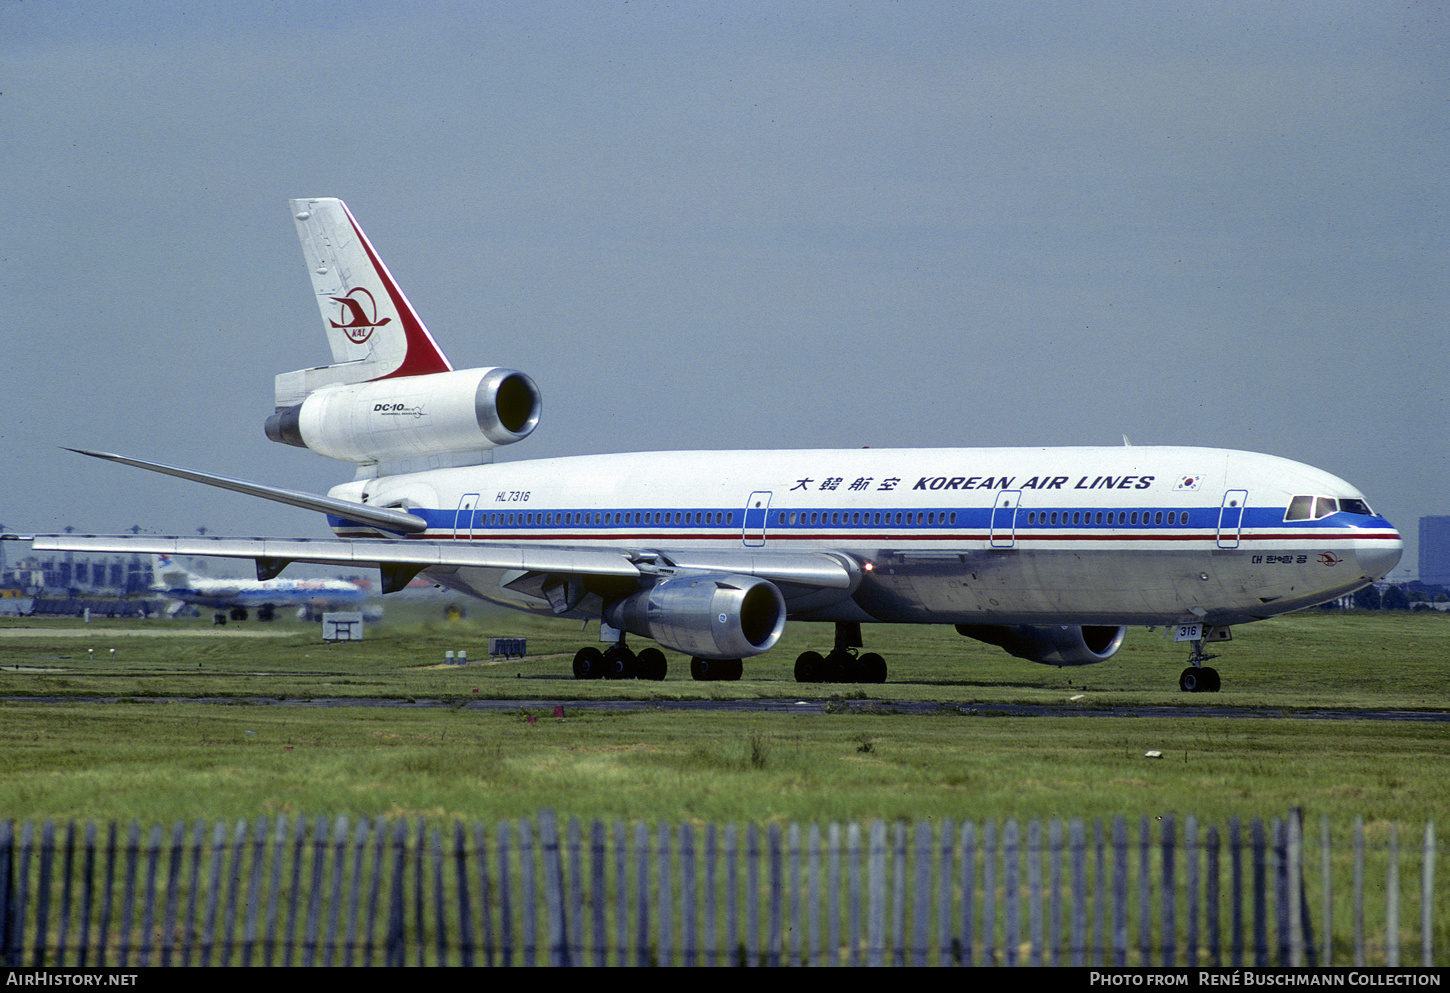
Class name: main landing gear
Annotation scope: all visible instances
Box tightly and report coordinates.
[572,641,667,681]
[794,622,888,684]
[1178,636,1222,693]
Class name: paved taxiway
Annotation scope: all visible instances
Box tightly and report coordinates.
[1,695,1444,721]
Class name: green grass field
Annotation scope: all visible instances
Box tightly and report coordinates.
[0,605,1445,827]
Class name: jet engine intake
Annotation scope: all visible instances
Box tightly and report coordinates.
[603,573,786,660]
[265,367,541,469]
[955,623,1127,666]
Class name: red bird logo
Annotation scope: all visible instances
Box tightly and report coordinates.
[329,287,392,343]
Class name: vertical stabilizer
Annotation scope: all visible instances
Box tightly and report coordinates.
[277,198,452,405]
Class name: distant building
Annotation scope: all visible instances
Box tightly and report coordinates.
[1,550,154,595]
[1419,516,1450,588]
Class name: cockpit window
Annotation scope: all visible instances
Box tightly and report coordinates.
[1285,495,1375,521]
[1285,495,1313,521]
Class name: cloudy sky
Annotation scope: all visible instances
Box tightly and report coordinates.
[3,1,1444,577]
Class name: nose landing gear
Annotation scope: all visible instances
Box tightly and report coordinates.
[1179,634,1222,693]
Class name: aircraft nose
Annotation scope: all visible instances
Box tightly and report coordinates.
[1355,529,1403,581]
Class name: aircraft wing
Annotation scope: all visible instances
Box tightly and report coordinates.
[26,534,861,597]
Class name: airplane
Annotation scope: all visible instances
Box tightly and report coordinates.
[29,198,1403,690]
[149,553,371,622]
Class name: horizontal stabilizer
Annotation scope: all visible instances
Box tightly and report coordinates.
[61,448,428,535]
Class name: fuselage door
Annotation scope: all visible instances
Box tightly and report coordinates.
[1217,489,1248,549]
[743,491,773,547]
[455,493,480,540]
[990,489,1022,548]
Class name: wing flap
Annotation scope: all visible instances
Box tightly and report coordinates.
[644,550,862,591]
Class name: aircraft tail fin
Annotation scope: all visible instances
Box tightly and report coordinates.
[276,198,453,405]
[152,553,190,588]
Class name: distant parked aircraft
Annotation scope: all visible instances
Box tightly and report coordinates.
[151,554,369,622]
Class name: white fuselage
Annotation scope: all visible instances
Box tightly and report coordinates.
[327,445,1402,628]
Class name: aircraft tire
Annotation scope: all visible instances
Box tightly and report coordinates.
[794,651,825,683]
[636,647,667,681]
[1179,667,1204,692]
[573,647,606,680]
[1202,667,1221,692]
[859,652,887,684]
[690,657,743,681]
[603,645,635,680]
[828,651,862,683]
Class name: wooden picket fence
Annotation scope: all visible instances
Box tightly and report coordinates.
[0,811,1439,967]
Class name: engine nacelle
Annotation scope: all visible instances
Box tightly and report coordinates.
[955,623,1127,667]
[265,367,541,470]
[603,574,786,660]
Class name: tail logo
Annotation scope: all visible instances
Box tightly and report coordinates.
[329,288,392,343]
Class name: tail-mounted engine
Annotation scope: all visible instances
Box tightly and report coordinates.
[955,623,1127,666]
[265,367,541,474]
[603,573,787,660]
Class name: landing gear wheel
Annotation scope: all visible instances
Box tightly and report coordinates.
[691,657,743,681]
[794,651,825,683]
[859,652,887,684]
[828,650,862,683]
[1180,666,1212,693]
[603,645,636,680]
[636,647,667,681]
[573,647,605,680]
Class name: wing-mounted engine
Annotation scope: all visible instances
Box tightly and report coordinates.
[955,623,1127,667]
[603,573,787,660]
[265,367,541,475]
